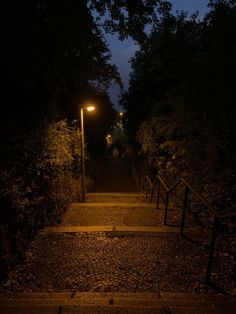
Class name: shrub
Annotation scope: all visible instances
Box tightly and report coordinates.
[0,119,83,278]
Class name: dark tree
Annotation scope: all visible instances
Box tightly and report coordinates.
[121,0,236,205]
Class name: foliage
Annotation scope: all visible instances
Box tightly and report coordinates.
[90,0,170,43]
[0,0,120,126]
[122,0,236,206]
[38,120,79,173]
[36,120,81,219]
[111,127,128,154]
[0,120,82,279]
[0,0,168,127]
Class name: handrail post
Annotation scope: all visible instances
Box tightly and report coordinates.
[180,186,189,237]
[205,216,219,285]
[164,191,169,225]
[156,179,160,209]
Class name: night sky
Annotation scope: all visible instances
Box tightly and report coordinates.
[108,0,210,110]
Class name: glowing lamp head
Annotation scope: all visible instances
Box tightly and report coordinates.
[119,112,124,117]
[86,106,95,112]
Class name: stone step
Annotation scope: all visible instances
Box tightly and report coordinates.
[43,225,182,235]
[0,292,235,314]
[87,193,146,196]
[61,201,180,227]
[86,193,149,204]
[72,202,156,208]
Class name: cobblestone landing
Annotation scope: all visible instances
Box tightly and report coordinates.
[1,232,234,294]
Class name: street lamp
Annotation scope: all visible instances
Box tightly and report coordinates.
[80,104,95,202]
[118,112,124,129]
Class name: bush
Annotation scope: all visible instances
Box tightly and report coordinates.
[0,119,83,278]
[136,114,236,210]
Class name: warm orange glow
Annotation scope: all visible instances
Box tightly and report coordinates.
[86,106,95,112]
[119,112,124,116]
[107,134,111,138]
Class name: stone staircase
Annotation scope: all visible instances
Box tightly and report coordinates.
[0,192,236,313]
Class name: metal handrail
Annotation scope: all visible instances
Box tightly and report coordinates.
[144,173,236,286]
[145,175,158,202]
[156,176,236,220]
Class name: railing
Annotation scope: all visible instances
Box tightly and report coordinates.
[142,172,236,286]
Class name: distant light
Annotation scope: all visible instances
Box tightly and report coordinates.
[106,134,112,145]
[119,112,124,117]
[86,106,95,112]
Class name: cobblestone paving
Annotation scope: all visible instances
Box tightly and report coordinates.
[1,232,235,294]
[61,199,210,230]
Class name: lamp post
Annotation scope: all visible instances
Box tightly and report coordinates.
[80,104,95,202]
[118,112,124,129]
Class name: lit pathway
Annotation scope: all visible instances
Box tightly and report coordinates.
[0,159,235,313]
[95,158,137,193]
